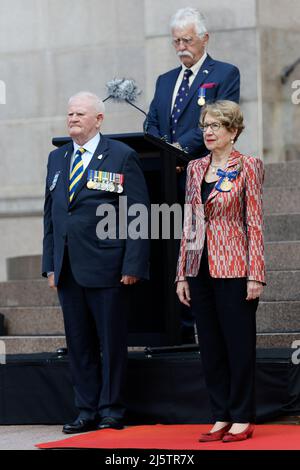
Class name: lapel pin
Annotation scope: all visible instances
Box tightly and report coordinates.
[97,154,103,160]
[203,70,209,74]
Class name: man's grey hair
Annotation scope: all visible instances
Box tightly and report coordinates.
[170,7,208,37]
[68,91,105,114]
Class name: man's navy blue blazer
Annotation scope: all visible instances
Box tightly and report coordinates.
[145,54,240,157]
[42,134,150,287]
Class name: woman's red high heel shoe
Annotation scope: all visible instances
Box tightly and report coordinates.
[222,424,254,442]
[199,424,232,442]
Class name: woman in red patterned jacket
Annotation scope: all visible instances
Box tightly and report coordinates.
[176,100,265,443]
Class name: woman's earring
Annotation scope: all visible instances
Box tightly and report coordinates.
[231,139,234,144]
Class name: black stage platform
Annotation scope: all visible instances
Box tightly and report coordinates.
[0,348,299,425]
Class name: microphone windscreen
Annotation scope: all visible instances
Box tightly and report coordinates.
[106,78,141,102]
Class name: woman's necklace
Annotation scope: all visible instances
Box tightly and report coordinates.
[210,160,228,175]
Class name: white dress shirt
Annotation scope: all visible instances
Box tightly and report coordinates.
[70,133,101,174]
[171,52,208,110]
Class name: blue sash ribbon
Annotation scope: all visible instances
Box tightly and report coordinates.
[215,169,239,192]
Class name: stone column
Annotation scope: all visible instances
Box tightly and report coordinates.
[258,0,300,162]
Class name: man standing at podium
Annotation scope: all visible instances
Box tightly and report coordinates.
[145,7,240,158]
[42,91,150,433]
[145,7,241,344]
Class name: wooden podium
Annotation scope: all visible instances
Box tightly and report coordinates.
[52,132,190,347]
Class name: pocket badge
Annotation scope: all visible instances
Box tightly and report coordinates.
[49,171,60,191]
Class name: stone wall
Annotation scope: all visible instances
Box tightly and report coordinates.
[258,0,300,162]
[0,0,299,280]
[0,0,147,281]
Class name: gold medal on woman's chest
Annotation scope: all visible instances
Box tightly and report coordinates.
[220,177,233,191]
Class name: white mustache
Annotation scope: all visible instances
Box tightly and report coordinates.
[177,51,194,59]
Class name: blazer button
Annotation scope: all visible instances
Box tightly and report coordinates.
[68,211,72,216]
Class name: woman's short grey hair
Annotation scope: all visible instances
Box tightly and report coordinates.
[170,7,207,37]
[68,91,105,114]
[200,100,245,142]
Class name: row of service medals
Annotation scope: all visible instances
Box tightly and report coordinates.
[87,170,124,194]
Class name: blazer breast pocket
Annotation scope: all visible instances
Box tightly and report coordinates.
[197,82,218,105]
[204,88,218,104]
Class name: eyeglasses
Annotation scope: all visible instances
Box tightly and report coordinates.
[172,36,195,47]
[199,122,223,132]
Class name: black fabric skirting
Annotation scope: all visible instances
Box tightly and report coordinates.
[0,349,299,425]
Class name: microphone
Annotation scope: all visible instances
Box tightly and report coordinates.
[104,78,148,121]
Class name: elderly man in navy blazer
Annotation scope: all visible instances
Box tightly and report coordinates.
[146,7,240,158]
[42,91,150,433]
[145,7,240,344]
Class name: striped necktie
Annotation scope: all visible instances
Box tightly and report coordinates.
[69,147,86,202]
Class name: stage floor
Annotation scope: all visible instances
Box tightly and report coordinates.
[36,423,300,451]
[0,425,62,451]
[0,348,299,426]
[1,422,300,451]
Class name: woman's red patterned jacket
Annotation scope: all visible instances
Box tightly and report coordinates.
[176,150,266,284]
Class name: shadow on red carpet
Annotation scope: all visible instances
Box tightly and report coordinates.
[36,424,300,450]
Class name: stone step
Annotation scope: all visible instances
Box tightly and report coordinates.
[5,244,300,284]
[1,332,298,354]
[5,221,300,284]
[0,336,66,355]
[263,188,300,215]
[5,243,300,284]
[1,302,298,336]
[256,332,300,349]
[0,307,63,335]
[0,280,59,308]
[0,336,144,355]
[264,214,300,241]
[265,241,300,271]
[262,270,300,301]
[264,161,300,188]
[0,271,299,308]
[4,240,300,282]
[257,301,300,332]
[1,300,298,336]
[6,255,42,281]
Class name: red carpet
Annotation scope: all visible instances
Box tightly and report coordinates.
[36,424,300,450]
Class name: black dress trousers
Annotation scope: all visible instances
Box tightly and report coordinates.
[57,249,128,420]
[188,253,258,423]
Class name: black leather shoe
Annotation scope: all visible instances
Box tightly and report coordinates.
[97,417,124,430]
[62,418,98,434]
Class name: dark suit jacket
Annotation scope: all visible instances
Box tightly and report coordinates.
[145,54,240,157]
[42,134,150,287]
